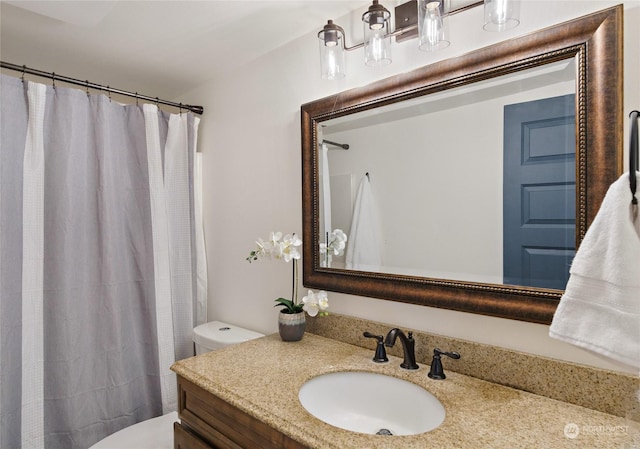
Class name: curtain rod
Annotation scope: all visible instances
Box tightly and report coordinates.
[1,61,204,115]
[321,139,349,150]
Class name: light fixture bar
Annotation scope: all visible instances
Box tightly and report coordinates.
[347,0,484,49]
[343,24,418,51]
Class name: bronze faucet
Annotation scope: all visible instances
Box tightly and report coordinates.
[384,328,419,370]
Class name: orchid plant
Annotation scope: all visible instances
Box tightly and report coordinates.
[247,231,334,316]
[319,229,348,268]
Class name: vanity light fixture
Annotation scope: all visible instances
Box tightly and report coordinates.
[362,0,392,67]
[318,20,347,79]
[317,0,520,79]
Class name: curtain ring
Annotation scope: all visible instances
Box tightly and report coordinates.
[107,86,112,102]
[135,93,139,106]
[51,72,56,90]
[179,103,183,116]
[155,97,159,109]
[21,65,26,83]
[85,80,90,97]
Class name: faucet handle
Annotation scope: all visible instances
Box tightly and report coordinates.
[363,332,389,363]
[428,348,461,380]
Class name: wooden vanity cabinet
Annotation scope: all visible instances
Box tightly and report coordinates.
[175,375,310,449]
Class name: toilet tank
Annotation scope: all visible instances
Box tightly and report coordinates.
[192,321,264,355]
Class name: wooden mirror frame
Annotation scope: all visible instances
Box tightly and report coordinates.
[301,6,622,324]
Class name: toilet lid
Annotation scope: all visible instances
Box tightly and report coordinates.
[192,321,264,348]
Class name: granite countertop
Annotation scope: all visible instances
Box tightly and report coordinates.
[171,333,629,449]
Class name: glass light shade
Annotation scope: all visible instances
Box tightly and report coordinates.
[418,1,450,52]
[318,20,346,80]
[362,1,391,66]
[363,25,391,66]
[483,0,520,31]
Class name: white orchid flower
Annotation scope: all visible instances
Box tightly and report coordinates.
[331,240,346,255]
[247,238,270,263]
[331,230,347,255]
[302,289,329,317]
[316,290,329,311]
[280,233,302,262]
[268,231,282,247]
[332,229,347,242]
[256,238,270,256]
[302,290,320,317]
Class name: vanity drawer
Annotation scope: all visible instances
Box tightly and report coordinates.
[174,422,214,449]
[177,375,309,449]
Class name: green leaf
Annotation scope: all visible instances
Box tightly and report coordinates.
[274,298,303,314]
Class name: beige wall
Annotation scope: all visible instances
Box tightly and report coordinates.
[179,1,640,375]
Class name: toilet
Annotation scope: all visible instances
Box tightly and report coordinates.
[192,320,264,355]
[89,321,264,449]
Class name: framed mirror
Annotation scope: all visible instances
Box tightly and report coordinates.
[301,6,622,324]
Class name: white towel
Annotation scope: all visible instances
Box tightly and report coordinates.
[549,172,640,370]
[346,174,382,271]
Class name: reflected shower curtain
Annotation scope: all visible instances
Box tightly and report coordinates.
[0,74,206,449]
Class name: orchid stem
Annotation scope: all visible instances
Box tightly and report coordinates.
[292,259,299,308]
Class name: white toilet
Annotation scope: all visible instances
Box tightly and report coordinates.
[192,320,264,355]
[89,321,264,449]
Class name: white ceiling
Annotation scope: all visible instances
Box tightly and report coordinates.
[0,0,369,99]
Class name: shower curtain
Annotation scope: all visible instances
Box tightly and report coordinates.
[0,74,207,449]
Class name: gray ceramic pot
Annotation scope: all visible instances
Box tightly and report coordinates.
[278,311,306,341]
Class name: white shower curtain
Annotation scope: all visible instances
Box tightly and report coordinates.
[0,74,207,449]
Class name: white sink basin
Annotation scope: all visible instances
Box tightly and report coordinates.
[298,371,445,436]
